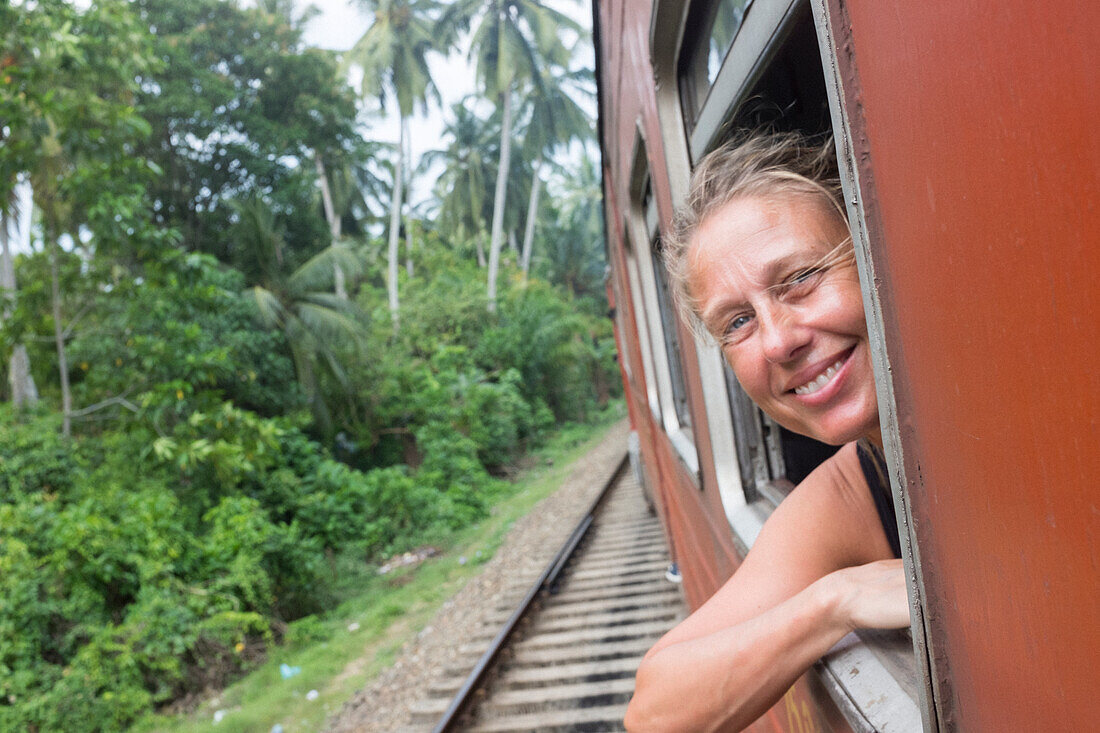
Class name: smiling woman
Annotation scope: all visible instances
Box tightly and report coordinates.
[623,133,908,732]
[668,134,878,447]
[601,0,1098,728]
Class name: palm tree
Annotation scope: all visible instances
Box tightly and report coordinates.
[232,196,367,431]
[346,0,441,330]
[315,155,349,299]
[518,63,594,276]
[539,155,605,300]
[423,99,496,263]
[437,0,579,311]
[315,140,394,297]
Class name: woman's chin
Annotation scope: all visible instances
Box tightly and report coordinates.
[777,405,879,446]
[814,413,880,446]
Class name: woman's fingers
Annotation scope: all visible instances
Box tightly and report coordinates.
[830,559,911,630]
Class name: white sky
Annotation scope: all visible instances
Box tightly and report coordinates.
[298,0,486,205]
[297,0,594,204]
[6,1,593,253]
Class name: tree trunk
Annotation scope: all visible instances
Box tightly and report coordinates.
[475,233,486,268]
[315,156,347,300]
[387,118,406,331]
[0,208,38,408]
[486,89,513,313]
[49,232,72,437]
[9,345,37,408]
[403,124,414,277]
[520,159,542,277]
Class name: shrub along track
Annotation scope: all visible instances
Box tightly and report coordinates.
[408,459,686,732]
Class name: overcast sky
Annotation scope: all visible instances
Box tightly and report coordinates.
[6,1,593,252]
[297,0,594,204]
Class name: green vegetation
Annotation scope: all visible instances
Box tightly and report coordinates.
[144,408,622,732]
[0,0,612,730]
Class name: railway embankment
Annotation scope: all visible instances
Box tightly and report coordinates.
[146,411,631,733]
[326,417,632,732]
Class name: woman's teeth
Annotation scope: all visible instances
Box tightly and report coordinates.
[794,359,845,396]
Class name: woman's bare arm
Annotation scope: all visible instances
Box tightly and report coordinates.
[624,444,909,732]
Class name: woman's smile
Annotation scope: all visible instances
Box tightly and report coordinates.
[687,194,879,445]
[787,346,855,397]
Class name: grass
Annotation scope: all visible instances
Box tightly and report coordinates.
[140,401,625,733]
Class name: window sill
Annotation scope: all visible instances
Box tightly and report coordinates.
[817,630,923,732]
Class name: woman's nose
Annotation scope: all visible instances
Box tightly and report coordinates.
[759,306,810,363]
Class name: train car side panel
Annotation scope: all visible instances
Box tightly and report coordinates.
[830,1,1100,729]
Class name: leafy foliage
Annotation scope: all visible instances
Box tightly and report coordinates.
[131,0,362,264]
[0,0,612,729]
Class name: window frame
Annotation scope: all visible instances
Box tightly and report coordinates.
[678,0,754,130]
[807,0,937,725]
[648,0,933,728]
[628,129,700,479]
[685,0,804,162]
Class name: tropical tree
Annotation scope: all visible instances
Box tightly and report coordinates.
[423,100,496,263]
[233,196,367,432]
[346,0,442,330]
[518,63,594,276]
[314,138,392,299]
[437,0,579,311]
[131,0,361,268]
[4,0,158,436]
[539,155,606,301]
[316,147,390,299]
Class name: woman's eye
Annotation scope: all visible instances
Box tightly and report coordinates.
[782,267,823,296]
[791,267,822,284]
[724,314,752,336]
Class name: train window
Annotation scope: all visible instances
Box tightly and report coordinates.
[679,0,751,128]
[646,0,928,728]
[623,245,663,421]
[677,0,825,163]
[628,136,699,478]
[644,187,693,435]
[685,2,839,509]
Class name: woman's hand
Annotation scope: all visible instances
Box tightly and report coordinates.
[822,558,910,631]
[625,446,908,732]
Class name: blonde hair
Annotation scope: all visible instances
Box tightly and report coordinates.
[665,132,850,336]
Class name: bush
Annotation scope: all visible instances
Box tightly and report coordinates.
[0,195,617,728]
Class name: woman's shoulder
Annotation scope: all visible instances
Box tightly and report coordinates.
[759,442,895,569]
[787,442,866,510]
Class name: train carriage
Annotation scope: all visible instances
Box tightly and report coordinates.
[593,0,1100,730]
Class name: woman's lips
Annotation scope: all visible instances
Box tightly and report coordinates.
[793,357,846,395]
[786,346,856,397]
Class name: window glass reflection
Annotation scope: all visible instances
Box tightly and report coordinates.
[680,0,752,125]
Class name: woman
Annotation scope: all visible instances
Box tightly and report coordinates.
[623,133,911,732]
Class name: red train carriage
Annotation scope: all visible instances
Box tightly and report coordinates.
[593,0,1100,730]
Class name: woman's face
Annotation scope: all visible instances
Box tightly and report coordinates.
[687,193,879,445]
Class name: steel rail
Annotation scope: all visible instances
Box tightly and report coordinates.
[431,453,629,733]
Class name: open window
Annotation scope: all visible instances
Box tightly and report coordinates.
[648,0,928,729]
[682,0,841,505]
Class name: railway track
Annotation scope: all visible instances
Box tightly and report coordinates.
[404,463,686,732]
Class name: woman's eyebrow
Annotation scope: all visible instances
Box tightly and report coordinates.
[699,295,748,333]
[766,251,818,279]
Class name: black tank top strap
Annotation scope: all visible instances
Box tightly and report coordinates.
[856,438,902,559]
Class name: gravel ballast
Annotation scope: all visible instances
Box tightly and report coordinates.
[326,418,633,733]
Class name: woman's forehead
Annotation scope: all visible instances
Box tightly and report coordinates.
[688,194,844,273]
